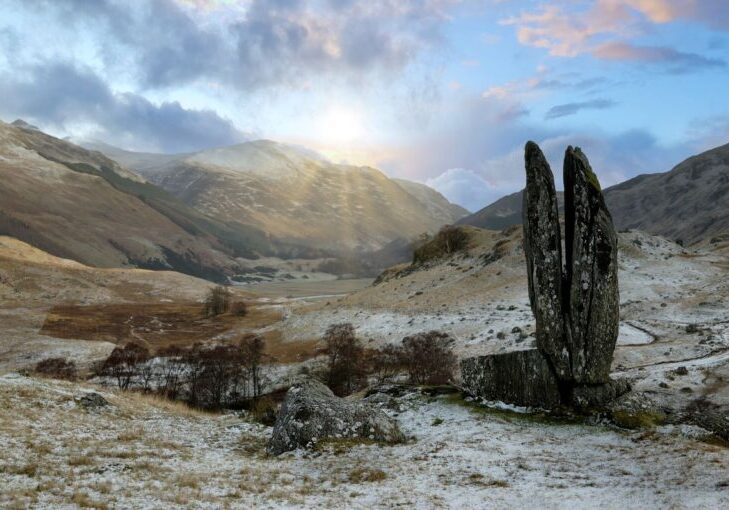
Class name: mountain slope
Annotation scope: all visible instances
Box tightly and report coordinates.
[459,142,729,243]
[457,191,565,231]
[605,142,729,243]
[0,120,275,281]
[96,140,468,253]
[391,178,469,220]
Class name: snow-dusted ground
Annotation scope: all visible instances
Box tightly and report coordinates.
[1,373,727,510]
[269,230,729,437]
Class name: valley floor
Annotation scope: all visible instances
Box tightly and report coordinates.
[2,230,729,508]
[1,373,728,510]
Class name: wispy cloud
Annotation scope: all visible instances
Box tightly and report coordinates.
[501,1,729,70]
[545,99,616,119]
[592,42,725,72]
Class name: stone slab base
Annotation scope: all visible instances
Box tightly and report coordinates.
[461,349,562,408]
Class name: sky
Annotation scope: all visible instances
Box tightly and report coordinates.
[1,0,728,211]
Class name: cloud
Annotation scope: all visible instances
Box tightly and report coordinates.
[501,1,729,69]
[424,127,694,211]
[0,63,246,152]
[11,0,454,92]
[545,99,617,119]
[426,168,493,212]
[592,42,725,72]
[622,0,729,30]
[483,66,608,102]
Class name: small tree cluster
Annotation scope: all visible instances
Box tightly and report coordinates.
[413,225,470,265]
[203,285,231,317]
[34,357,77,380]
[320,324,457,395]
[98,335,268,410]
[102,342,150,390]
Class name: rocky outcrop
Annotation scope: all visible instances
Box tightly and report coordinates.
[462,142,625,409]
[461,349,561,408]
[75,392,110,410]
[268,378,404,455]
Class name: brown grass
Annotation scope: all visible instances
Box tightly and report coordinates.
[41,302,281,350]
[39,301,321,363]
[348,467,387,483]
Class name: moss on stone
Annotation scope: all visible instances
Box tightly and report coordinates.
[574,147,602,191]
[611,410,666,429]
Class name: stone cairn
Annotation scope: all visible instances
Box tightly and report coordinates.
[461,142,629,408]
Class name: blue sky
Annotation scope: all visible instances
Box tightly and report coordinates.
[1,0,728,211]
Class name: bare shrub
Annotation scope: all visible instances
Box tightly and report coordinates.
[157,346,187,399]
[187,344,244,409]
[400,331,457,385]
[102,342,150,390]
[324,323,367,396]
[369,344,404,383]
[203,285,231,317]
[34,357,77,380]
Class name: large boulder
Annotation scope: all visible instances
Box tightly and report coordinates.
[461,349,562,408]
[267,378,404,455]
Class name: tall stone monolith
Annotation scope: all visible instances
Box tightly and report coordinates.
[461,141,626,408]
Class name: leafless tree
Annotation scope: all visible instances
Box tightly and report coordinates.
[401,331,457,385]
[324,323,367,396]
[369,344,404,383]
[102,342,150,390]
[240,334,266,398]
[158,346,187,399]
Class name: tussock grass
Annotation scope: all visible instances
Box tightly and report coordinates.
[118,391,213,418]
[348,467,387,483]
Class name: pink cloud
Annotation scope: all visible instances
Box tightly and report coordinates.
[502,1,729,59]
[593,41,724,70]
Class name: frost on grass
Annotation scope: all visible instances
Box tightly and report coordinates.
[1,373,728,509]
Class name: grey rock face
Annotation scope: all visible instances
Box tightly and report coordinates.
[563,147,620,384]
[461,349,562,408]
[570,379,631,409]
[268,378,404,455]
[522,142,570,381]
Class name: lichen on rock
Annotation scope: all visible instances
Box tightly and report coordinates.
[267,378,404,455]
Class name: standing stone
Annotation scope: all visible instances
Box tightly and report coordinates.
[461,141,627,410]
[563,147,619,384]
[522,141,571,381]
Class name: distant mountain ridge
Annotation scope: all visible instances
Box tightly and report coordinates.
[459,142,729,244]
[0,120,278,281]
[86,139,468,253]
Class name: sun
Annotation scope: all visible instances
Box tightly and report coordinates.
[317,106,364,144]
